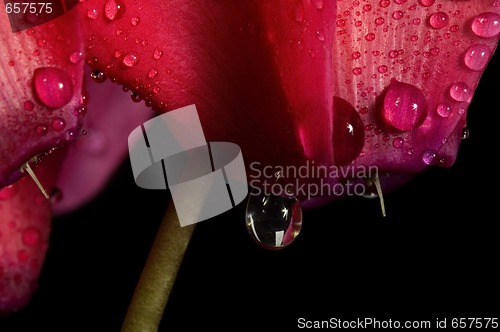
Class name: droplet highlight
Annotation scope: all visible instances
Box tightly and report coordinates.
[33,67,74,109]
[471,12,500,38]
[104,0,125,21]
[429,12,449,29]
[463,44,491,71]
[333,97,365,166]
[449,82,472,102]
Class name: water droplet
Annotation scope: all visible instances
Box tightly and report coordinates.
[316,30,325,41]
[471,12,500,38]
[69,51,84,64]
[122,53,139,67]
[363,4,372,11]
[389,50,398,58]
[450,24,459,32]
[246,190,302,250]
[419,0,435,6]
[131,16,140,26]
[392,10,404,20]
[449,82,472,102]
[35,124,48,136]
[0,185,16,200]
[131,93,142,102]
[87,8,99,19]
[310,0,324,10]
[365,32,375,41]
[104,0,125,21]
[379,0,390,8]
[436,102,453,117]
[382,80,428,131]
[153,49,163,60]
[64,129,78,141]
[392,137,404,148]
[378,65,388,73]
[33,67,74,109]
[90,70,107,83]
[37,39,47,47]
[462,128,470,139]
[394,0,407,3]
[429,11,449,29]
[375,17,385,25]
[22,227,41,247]
[23,100,34,112]
[422,150,437,165]
[353,67,362,75]
[51,117,66,131]
[336,19,346,27]
[463,44,491,71]
[333,97,365,166]
[147,68,159,79]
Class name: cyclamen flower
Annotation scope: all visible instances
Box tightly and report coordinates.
[1,0,499,315]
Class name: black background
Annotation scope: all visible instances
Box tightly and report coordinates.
[1,46,499,332]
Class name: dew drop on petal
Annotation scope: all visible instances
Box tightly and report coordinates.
[51,117,66,131]
[379,0,390,8]
[122,53,139,67]
[87,8,99,19]
[33,67,74,109]
[333,97,365,166]
[69,51,84,64]
[378,65,388,73]
[419,0,435,7]
[471,12,500,38]
[422,150,437,165]
[153,49,163,60]
[436,102,453,117]
[35,124,48,136]
[381,80,428,131]
[104,0,126,21]
[90,70,107,83]
[353,67,362,75]
[131,16,140,26]
[375,17,385,25]
[22,227,41,247]
[392,137,404,148]
[246,190,302,250]
[429,12,449,29]
[365,32,376,41]
[148,69,158,79]
[462,128,470,139]
[449,82,472,102]
[463,44,491,71]
[392,10,404,20]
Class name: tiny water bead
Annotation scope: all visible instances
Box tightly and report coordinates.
[153,49,163,60]
[463,44,491,71]
[90,70,107,83]
[422,150,437,165]
[436,102,453,117]
[87,8,99,19]
[392,10,404,20]
[419,0,435,7]
[333,97,365,166]
[51,117,66,132]
[353,67,362,75]
[33,67,74,109]
[378,65,388,73]
[449,82,472,102]
[392,137,404,149]
[471,12,500,38]
[381,80,428,131]
[148,68,158,79]
[246,190,302,250]
[429,12,449,29]
[69,51,84,64]
[122,53,139,67]
[310,0,324,10]
[131,16,140,26]
[462,128,470,139]
[35,125,48,136]
[104,0,126,21]
[365,32,375,41]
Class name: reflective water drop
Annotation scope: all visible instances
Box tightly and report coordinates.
[353,67,362,75]
[382,80,428,131]
[419,0,435,6]
[69,51,84,64]
[462,128,470,139]
[378,65,388,73]
[33,67,74,109]
[153,49,163,60]
[131,16,140,26]
[23,100,34,112]
[375,17,385,25]
[122,53,139,67]
[392,10,404,20]
[333,97,365,166]
[463,44,491,71]
[392,137,404,149]
[471,12,500,38]
[449,82,472,102]
[436,102,453,117]
[148,69,158,79]
[22,227,41,247]
[395,0,407,4]
[316,30,325,41]
[35,124,48,136]
[310,0,324,10]
[422,150,437,165]
[131,93,142,103]
[104,0,125,21]
[429,12,449,29]
[379,0,390,8]
[365,32,375,41]
[90,70,107,83]
[246,190,302,250]
[87,8,99,19]
[51,117,66,131]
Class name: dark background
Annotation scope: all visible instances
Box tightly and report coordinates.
[1,47,499,332]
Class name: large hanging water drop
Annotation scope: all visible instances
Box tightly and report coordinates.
[246,174,302,250]
[33,67,74,109]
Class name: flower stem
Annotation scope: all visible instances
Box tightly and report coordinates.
[121,202,194,332]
